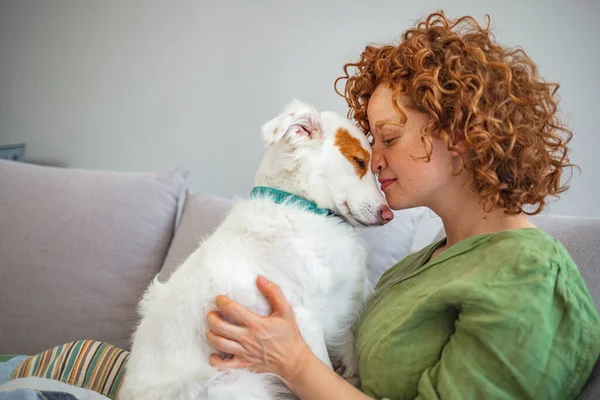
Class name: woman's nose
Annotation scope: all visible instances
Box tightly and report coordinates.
[371,149,385,174]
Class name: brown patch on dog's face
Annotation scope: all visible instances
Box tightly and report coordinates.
[334,128,370,178]
[273,127,278,135]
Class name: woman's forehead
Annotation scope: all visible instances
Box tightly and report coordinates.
[368,88,412,128]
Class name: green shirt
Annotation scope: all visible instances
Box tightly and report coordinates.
[355,228,600,400]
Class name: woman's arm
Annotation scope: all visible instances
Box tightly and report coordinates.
[205,276,372,400]
[283,349,373,400]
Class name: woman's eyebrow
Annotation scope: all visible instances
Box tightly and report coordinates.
[375,120,405,132]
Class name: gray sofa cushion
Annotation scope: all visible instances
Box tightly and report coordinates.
[0,160,187,354]
[579,358,600,400]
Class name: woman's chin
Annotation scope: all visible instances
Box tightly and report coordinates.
[384,193,416,211]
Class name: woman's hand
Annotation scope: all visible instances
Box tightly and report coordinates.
[206,276,373,400]
[205,276,311,382]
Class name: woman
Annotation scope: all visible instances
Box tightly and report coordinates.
[205,12,600,399]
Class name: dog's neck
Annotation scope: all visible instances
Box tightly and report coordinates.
[253,170,317,204]
[249,186,333,216]
[253,145,332,210]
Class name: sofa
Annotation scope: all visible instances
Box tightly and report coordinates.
[0,158,598,398]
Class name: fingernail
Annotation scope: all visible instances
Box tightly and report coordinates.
[215,295,228,307]
[258,276,268,285]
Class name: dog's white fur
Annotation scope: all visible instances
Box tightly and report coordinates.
[119,100,390,400]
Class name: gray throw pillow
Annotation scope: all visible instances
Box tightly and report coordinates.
[0,160,187,354]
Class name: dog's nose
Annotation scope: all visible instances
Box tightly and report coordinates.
[380,205,394,224]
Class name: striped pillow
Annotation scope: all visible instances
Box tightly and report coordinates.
[10,340,128,400]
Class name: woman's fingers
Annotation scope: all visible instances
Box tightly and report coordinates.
[215,295,257,326]
[206,311,246,341]
[256,276,293,317]
[213,279,295,326]
[205,330,245,356]
[204,279,311,380]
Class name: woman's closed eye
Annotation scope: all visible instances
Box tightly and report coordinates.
[382,136,399,146]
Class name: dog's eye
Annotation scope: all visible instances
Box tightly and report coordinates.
[353,157,366,169]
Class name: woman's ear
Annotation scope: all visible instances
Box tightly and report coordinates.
[450,140,468,158]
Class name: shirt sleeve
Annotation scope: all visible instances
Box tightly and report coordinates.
[415,259,599,400]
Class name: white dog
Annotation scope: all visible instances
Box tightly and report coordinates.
[119,100,392,400]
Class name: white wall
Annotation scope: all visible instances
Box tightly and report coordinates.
[1,0,598,216]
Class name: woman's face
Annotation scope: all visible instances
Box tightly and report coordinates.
[367,84,459,211]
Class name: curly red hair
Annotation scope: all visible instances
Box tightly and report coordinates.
[335,11,575,215]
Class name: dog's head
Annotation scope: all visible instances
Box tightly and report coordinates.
[255,99,393,226]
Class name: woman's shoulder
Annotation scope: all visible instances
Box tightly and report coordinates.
[456,229,600,400]
[419,227,581,291]
[462,228,594,310]
[475,227,576,275]
[376,227,578,294]
[483,227,565,251]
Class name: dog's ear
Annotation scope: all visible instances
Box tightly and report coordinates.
[261,100,323,147]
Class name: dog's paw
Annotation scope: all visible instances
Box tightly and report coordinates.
[332,358,360,387]
[341,367,360,387]
[332,360,344,375]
